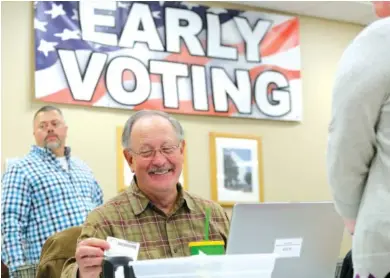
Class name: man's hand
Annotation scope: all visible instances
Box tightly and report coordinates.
[75,238,110,278]
[343,218,356,235]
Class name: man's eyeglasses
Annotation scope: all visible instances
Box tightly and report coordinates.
[129,143,181,159]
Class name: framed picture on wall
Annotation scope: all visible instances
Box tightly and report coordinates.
[116,126,189,193]
[209,132,264,207]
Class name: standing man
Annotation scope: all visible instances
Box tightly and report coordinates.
[327,6,390,278]
[1,105,104,278]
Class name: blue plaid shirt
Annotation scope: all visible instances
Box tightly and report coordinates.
[1,146,103,274]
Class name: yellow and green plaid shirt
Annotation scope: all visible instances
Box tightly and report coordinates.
[61,178,230,277]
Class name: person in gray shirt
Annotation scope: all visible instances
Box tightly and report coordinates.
[327,9,390,278]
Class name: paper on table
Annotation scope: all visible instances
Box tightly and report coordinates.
[273,238,303,258]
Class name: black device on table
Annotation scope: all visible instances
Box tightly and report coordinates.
[103,256,136,278]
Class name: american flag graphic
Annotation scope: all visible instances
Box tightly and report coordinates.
[34,1,301,121]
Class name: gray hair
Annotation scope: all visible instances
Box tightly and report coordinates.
[121,110,184,149]
[33,105,63,120]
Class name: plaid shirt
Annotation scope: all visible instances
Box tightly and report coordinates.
[1,145,103,276]
[61,177,230,277]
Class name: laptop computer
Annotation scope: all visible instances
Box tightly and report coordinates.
[225,202,345,278]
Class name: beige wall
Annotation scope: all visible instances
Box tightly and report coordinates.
[1,1,363,257]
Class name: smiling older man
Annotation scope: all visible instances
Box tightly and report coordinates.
[1,105,103,278]
[61,110,230,278]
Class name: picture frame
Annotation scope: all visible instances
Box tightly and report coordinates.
[116,126,189,193]
[209,132,264,207]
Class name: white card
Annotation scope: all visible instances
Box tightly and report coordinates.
[104,236,140,261]
[273,238,303,258]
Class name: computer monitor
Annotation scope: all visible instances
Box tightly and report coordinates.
[226,202,345,278]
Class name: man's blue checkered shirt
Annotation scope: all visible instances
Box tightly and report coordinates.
[1,146,103,274]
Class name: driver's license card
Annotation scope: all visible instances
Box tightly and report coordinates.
[104,236,140,261]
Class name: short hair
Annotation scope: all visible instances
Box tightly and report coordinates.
[33,105,63,120]
[122,110,184,149]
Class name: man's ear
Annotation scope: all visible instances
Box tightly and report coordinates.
[63,125,69,137]
[180,140,186,155]
[123,149,135,173]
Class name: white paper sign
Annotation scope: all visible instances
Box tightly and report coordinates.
[273,238,303,258]
[104,236,140,261]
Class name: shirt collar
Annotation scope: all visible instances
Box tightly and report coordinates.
[31,145,72,161]
[127,176,196,216]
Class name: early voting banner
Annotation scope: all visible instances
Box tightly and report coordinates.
[34,1,302,122]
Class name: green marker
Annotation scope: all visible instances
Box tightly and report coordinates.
[189,207,225,255]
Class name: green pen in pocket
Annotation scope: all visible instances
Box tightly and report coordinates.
[189,207,225,255]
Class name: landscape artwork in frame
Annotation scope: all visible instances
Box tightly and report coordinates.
[116,126,188,193]
[209,132,264,206]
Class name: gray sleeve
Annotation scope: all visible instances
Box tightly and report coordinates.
[327,19,390,220]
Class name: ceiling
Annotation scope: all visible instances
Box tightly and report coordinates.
[225,1,378,26]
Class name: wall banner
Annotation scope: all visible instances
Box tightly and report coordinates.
[34,1,302,121]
